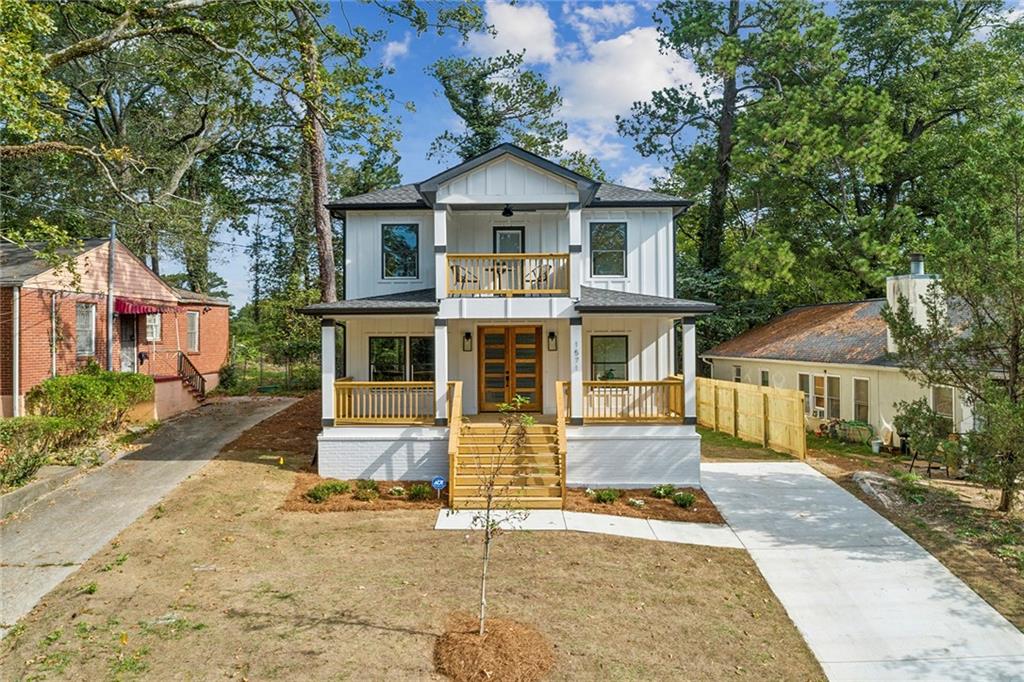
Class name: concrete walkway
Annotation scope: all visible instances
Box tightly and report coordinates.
[435,509,743,548]
[702,462,1024,682]
[0,397,294,637]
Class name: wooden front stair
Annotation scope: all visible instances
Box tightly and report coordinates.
[450,423,565,509]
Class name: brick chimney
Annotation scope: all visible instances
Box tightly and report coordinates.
[886,253,941,354]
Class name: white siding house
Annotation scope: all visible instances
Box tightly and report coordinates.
[301,144,716,506]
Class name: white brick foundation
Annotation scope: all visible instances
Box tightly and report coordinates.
[317,426,448,481]
[565,425,701,488]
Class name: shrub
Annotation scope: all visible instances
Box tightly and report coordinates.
[672,491,697,508]
[355,479,379,493]
[890,469,926,505]
[218,364,238,390]
[0,448,50,489]
[353,487,379,501]
[388,486,406,497]
[0,415,95,489]
[627,498,645,508]
[303,480,350,503]
[26,371,154,433]
[591,489,620,504]
[407,483,432,501]
[651,484,676,499]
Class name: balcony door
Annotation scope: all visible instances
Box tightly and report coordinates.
[478,326,542,412]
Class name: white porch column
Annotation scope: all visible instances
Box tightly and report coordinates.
[569,317,583,424]
[434,318,449,425]
[321,319,335,426]
[434,204,447,298]
[681,317,697,425]
[568,202,582,300]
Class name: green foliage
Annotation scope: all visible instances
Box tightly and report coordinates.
[79,582,98,595]
[671,491,697,509]
[651,484,676,499]
[0,447,49,490]
[26,371,153,434]
[355,479,379,492]
[218,364,238,390]
[407,483,432,501]
[889,469,926,506]
[303,480,350,503]
[591,489,620,504]
[0,411,115,489]
[388,486,406,497]
[352,487,380,502]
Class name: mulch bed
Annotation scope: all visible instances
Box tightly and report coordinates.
[563,486,724,524]
[434,613,554,682]
[281,473,445,512]
[222,392,322,456]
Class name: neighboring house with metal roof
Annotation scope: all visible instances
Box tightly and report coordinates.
[703,255,972,447]
[300,143,717,508]
[0,238,230,420]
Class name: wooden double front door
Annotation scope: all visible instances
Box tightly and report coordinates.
[478,326,542,412]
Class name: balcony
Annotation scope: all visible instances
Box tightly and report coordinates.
[446,253,569,297]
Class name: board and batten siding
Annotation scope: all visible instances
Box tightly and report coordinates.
[707,358,972,444]
[343,316,435,381]
[344,210,434,300]
[580,208,675,298]
[448,211,569,254]
[437,155,579,204]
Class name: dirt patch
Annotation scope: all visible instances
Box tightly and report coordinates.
[282,473,445,512]
[563,487,724,524]
[434,613,554,682]
[221,391,321,455]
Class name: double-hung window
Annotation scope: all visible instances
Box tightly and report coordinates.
[760,369,770,387]
[369,336,434,381]
[591,335,627,381]
[733,365,742,383]
[812,375,826,417]
[798,373,811,414]
[853,378,869,422]
[382,223,419,279]
[145,313,161,342]
[186,311,200,352]
[76,303,96,356]
[590,222,626,277]
[826,376,841,419]
[932,386,955,433]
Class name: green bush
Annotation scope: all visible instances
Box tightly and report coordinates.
[591,489,620,504]
[218,364,238,390]
[355,479,379,493]
[672,491,697,508]
[388,486,406,497]
[0,415,97,489]
[651,484,676,499]
[353,487,379,501]
[26,370,154,433]
[0,448,50,489]
[303,480,350,503]
[407,483,432,501]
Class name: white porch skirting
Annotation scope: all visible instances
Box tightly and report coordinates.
[317,426,449,481]
[565,425,701,488]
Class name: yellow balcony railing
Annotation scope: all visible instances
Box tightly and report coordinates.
[580,378,685,423]
[446,253,569,296]
[334,380,434,425]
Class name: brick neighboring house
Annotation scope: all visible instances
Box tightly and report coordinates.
[0,238,230,419]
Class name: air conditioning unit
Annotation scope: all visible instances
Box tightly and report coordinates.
[812,408,826,419]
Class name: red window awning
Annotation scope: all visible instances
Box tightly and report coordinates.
[114,298,174,315]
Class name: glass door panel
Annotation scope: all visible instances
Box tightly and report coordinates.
[369,337,405,381]
[480,328,509,411]
[477,326,542,412]
[409,337,434,381]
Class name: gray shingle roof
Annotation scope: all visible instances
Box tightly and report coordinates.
[0,238,108,285]
[577,286,716,314]
[298,288,439,315]
[591,183,689,206]
[328,184,425,208]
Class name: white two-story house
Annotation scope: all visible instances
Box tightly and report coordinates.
[300,144,717,508]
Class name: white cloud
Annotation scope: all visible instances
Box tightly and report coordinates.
[619,163,665,189]
[382,33,411,68]
[565,2,636,44]
[565,122,626,161]
[467,0,558,65]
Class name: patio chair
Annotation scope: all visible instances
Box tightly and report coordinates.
[449,263,479,293]
[524,263,552,293]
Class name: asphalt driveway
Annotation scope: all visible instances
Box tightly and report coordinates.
[0,397,294,637]
[703,461,1024,681]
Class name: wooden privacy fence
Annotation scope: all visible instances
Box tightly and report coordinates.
[581,378,684,423]
[696,377,807,459]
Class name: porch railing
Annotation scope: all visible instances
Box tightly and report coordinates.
[177,351,206,398]
[580,378,685,423]
[446,253,570,296]
[334,380,434,425]
[555,380,569,497]
[446,380,463,507]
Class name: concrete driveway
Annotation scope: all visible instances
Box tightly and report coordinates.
[703,462,1024,681]
[0,397,294,637]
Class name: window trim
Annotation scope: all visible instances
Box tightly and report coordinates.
[811,374,827,418]
[76,303,97,357]
[380,222,421,281]
[492,226,525,254]
[590,334,628,381]
[931,385,955,419]
[145,313,162,343]
[733,365,742,383]
[826,375,841,419]
[852,377,870,423]
[798,373,811,415]
[760,369,770,387]
[186,310,200,353]
[588,221,627,278]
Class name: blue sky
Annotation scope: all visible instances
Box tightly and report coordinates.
[200,1,702,307]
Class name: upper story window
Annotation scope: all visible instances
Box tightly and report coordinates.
[76,303,96,356]
[382,223,419,279]
[186,311,200,352]
[590,222,626,277]
[493,226,524,254]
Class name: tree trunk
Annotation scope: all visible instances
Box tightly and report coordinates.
[700,0,740,273]
[292,5,337,303]
[149,225,160,275]
[478,505,491,636]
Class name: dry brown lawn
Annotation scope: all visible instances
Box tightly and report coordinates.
[0,425,823,680]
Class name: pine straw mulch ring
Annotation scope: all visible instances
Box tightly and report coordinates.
[281,473,445,512]
[562,486,724,524]
[435,613,554,682]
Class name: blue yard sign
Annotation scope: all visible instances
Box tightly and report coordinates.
[431,476,447,491]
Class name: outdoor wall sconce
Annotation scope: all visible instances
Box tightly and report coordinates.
[463,332,473,352]
[501,204,514,217]
[547,331,558,351]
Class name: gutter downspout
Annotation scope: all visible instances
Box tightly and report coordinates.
[106,222,116,370]
[51,292,57,377]
[12,286,20,416]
